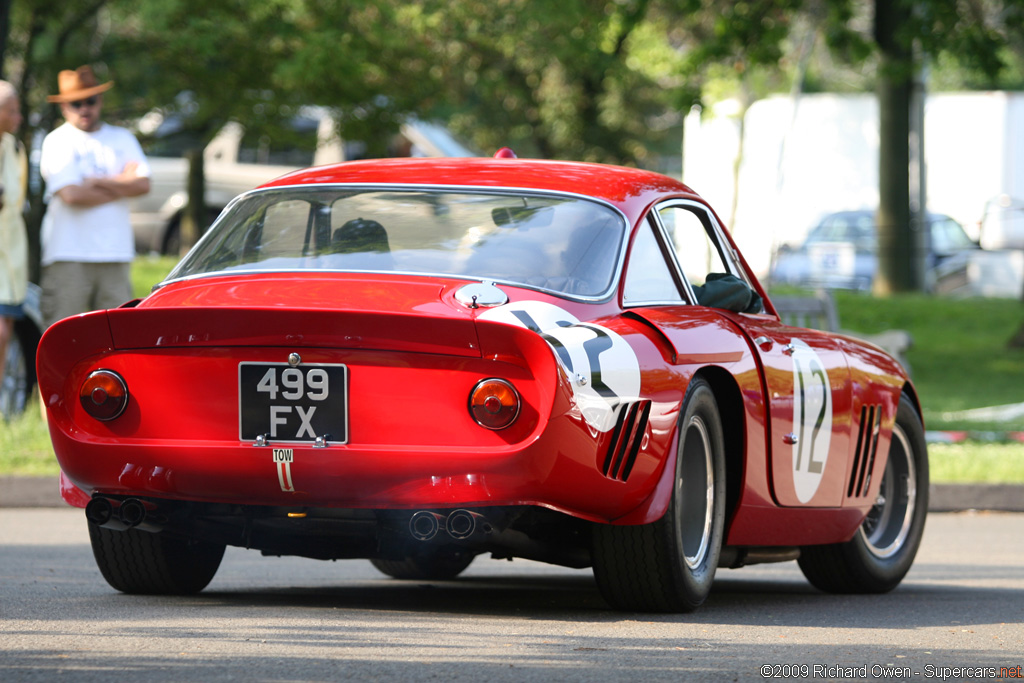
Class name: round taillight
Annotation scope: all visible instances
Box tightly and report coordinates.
[469,378,520,430]
[80,370,129,421]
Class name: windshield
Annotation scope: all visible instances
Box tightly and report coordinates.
[168,187,626,298]
[929,215,977,253]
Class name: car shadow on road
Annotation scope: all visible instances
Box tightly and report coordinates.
[193,569,1020,627]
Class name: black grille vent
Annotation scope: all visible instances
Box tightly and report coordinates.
[848,404,882,498]
[601,401,651,481]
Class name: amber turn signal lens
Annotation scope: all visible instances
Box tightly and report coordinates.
[469,378,520,430]
[79,370,129,421]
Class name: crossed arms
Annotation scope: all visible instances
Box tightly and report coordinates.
[55,161,150,207]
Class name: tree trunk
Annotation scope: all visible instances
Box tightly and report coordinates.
[0,0,11,77]
[873,0,917,295]
[1010,275,1024,348]
[181,147,206,256]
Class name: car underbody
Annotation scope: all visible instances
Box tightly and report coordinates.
[83,493,801,573]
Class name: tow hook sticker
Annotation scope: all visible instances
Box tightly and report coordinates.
[273,448,295,492]
[789,339,833,503]
[479,301,641,432]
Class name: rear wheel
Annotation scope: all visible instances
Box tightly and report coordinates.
[592,377,726,612]
[798,394,929,593]
[371,548,476,580]
[88,524,225,594]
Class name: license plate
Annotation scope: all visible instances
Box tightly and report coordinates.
[239,363,348,444]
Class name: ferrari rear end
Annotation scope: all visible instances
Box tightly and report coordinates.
[36,175,656,588]
[37,276,620,562]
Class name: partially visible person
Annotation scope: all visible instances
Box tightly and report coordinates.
[0,80,27,393]
[39,65,150,328]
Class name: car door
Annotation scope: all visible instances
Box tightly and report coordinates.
[652,201,853,508]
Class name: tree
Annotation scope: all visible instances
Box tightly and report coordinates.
[6,0,1023,277]
[298,0,686,166]
[873,0,917,295]
[2,0,129,282]
[107,0,302,252]
[862,0,1020,294]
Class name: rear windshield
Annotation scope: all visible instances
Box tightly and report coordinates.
[168,187,626,298]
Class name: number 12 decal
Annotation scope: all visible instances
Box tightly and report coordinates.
[790,339,833,503]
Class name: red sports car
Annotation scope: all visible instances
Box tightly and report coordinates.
[38,154,928,612]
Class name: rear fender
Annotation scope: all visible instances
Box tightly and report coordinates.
[474,318,568,421]
[36,311,114,411]
[609,367,746,527]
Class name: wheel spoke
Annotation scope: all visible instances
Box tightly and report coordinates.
[860,423,917,558]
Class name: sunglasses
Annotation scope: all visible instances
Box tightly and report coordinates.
[68,96,99,110]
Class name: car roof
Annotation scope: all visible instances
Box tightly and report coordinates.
[260,157,701,224]
[819,209,956,223]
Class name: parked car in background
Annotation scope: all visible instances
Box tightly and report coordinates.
[978,194,1024,250]
[770,210,980,292]
[40,156,929,612]
[130,110,475,254]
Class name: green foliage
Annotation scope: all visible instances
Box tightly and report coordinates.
[6,0,1024,171]
[108,0,302,143]
[0,401,56,476]
[390,0,689,164]
[929,443,1024,483]
[130,255,179,299]
[832,291,1024,430]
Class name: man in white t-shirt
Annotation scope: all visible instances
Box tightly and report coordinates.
[39,65,150,327]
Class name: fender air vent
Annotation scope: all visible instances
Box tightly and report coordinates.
[601,401,651,482]
[848,404,882,498]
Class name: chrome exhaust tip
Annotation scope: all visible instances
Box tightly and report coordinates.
[446,509,491,540]
[85,497,114,526]
[118,498,148,528]
[409,511,444,541]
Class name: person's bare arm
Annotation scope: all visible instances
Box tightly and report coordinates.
[54,183,121,207]
[53,161,150,207]
[87,161,151,198]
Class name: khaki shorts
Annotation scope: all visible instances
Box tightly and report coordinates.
[41,261,133,328]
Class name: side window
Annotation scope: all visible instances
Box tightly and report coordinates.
[260,200,314,257]
[658,205,729,286]
[622,217,684,305]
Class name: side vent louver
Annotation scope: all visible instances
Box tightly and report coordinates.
[601,400,652,482]
[848,404,882,498]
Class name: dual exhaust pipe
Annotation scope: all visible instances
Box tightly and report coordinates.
[85,497,155,531]
[87,498,495,543]
[409,509,493,541]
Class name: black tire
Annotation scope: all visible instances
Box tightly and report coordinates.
[164,207,221,255]
[88,524,225,594]
[592,377,726,612]
[0,324,34,419]
[162,219,181,256]
[798,393,929,593]
[370,548,476,580]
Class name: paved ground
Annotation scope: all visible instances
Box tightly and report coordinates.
[2,475,1022,511]
[2,508,1022,682]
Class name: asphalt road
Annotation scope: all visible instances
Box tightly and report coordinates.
[1,509,1021,682]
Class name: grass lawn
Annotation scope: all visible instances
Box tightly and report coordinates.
[832,290,1024,432]
[2,266,1023,483]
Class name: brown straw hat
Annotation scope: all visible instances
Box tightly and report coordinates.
[47,66,113,103]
